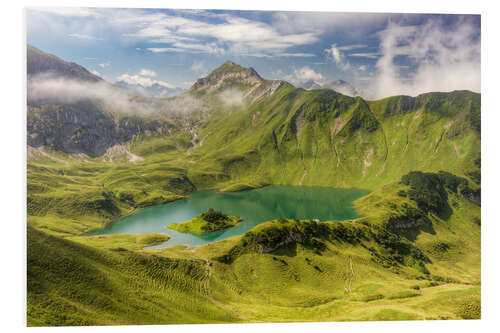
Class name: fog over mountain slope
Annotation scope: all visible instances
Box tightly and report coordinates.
[299,79,359,97]
[114,80,186,98]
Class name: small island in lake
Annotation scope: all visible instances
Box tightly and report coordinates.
[168,208,243,234]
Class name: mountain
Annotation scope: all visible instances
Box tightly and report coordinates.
[300,79,323,90]
[298,78,359,96]
[323,79,358,96]
[114,80,185,98]
[27,45,102,82]
[26,45,174,157]
[190,60,263,92]
[27,50,480,187]
[26,50,481,325]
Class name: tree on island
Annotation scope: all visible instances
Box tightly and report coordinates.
[201,208,229,223]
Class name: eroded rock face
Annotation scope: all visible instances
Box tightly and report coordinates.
[463,191,481,206]
[27,100,167,157]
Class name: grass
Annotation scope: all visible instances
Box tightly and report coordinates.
[169,212,243,234]
[27,226,238,326]
[68,233,170,251]
[26,82,481,325]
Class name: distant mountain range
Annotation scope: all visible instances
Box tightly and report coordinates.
[298,79,359,97]
[114,80,186,98]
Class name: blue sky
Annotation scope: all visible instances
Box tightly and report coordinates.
[26,7,480,98]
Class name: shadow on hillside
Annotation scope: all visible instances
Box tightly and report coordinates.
[272,242,298,257]
[396,221,436,242]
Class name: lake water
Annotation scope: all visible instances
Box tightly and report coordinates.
[90,185,369,249]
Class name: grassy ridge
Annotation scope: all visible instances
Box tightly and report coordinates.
[188,89,479,190]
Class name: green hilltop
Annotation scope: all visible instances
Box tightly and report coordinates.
[26,49,481,325]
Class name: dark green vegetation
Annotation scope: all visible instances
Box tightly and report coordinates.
[26,47,481,325]
[169,208,243,234]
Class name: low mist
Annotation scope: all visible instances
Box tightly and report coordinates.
[217,88,245,107]
[27,73,202,116]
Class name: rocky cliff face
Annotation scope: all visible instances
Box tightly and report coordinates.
[26,45,175,157]
[27,100,169,157]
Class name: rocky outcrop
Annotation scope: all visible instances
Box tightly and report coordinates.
[387,217,429,230]
[27,100,169,157]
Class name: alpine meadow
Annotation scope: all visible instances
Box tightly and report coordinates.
[26,8,481,326]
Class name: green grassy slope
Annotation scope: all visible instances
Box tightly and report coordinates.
[27,170,480,325]
[26,60,481,325]
[27,61,480,236]
[187,88,480,190]
[182,171,480,322]
[27,226,239,326]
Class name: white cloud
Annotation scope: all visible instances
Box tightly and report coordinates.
[358,65,367,71]
[116,73,175,89]
[30,7,95,17]
[218,88,244,106]
[68,33,102,40]
[337,44,368,51]
[369,18,480,99]
[28,73,200,115]
[27,8,338,58]
[271,12,391,36]
[147,48,180,53]
[284,66,325,86]
[125,12,319,57]
[348,53,382,59]
[324,44,351,71]
[139,69,157,77]
[90,70,101,76]
[277,53,315,57]
[98,63,110,68]
[147,43,224,55]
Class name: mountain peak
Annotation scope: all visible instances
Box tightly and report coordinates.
[27,44,101,83]
[190,61,263,92]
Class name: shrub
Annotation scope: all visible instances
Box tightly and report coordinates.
[201,208,229,223]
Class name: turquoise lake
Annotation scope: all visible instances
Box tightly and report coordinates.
[90,185,369,249]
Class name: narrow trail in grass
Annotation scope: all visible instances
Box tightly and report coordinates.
[299,169,307,185]
[345,256,355,293]
[186,128,198,156]
[453,143,461,158]
[201,258,256,322]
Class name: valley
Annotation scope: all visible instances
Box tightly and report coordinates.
[26,45,481,325]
